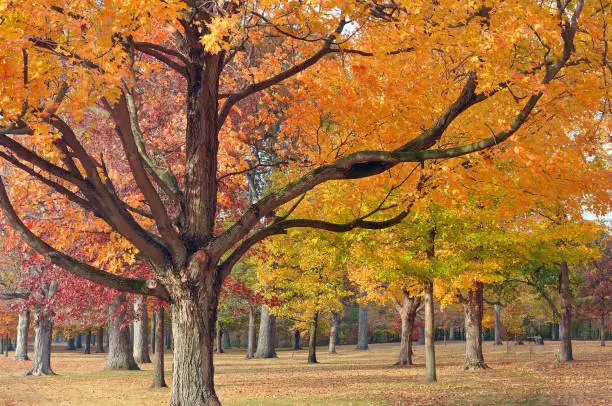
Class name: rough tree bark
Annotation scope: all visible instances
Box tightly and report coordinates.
[84,331,92,354]
[133,295,151,363]
[462,281,488,370]
[396,291,420,365]
[107,295,139,370]
[559,262,573,362]
[96,327,105,353]
[293,329,301,350]
[308,312,319,364]
[27,309,54,376]
[424,280,437,382]
[246,306,256,359]
[329,311,341,354]
[255,306,277,358]
[356,305,369,350]
[493,304,503,345]
[151,307,167,388]
[14,309,30,361]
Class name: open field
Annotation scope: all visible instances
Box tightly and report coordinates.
[0,341,610,405]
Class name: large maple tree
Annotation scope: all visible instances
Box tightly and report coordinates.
[0,1,604,404]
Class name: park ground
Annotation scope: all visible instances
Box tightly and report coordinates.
[0,341,610,405]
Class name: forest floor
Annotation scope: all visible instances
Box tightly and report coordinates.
[0,340,610,405]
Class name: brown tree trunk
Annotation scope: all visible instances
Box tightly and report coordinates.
[329,311,341,354]
[559,262,573,362]
[107,295,139,370]
[27,309,54,376]
[84,331,92,354]
[133,295,151,363]
[356,305,369,350]
[424,280,437,382]
[308,312,319,364]
[293,329,301,350]
[462,281,488,370]
[151,307,167,388]
[600,314,606,347]
[151,311,156,355]
[14,309,30,361]
[494,304,503,345]
[215,320,224,354]
[246,306,256,359]
[255,306,277,358]
[397,291,420,366]
[96,327,105,353]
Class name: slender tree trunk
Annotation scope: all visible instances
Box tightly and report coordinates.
[356,305,369,350]
[255,306,277,358]
[165,318,172,350]
[66,337,75,350]
[4,334,8,356]
[84,331,92,354]
[552,323,558,340]
[600,314,606,347]
[107,295,139,370]
[27,309,54,376]
[397,292,420,365]
[293,329,301,350]
[494,304,503,345]
[151,307,167,388]
[1,338,4,355]
[308,312,319,364]
[223,331,231,349]
[151,311,156,354]
[329,311,341,354]
[168,282,221,406]
[462,281,488,370]
[14,309,30,361]
[133,295,151,363]
[76,334,82,349]
[559,262,573,362]
[424,280,437,382]
[246,306,256,359]
[215,321,224,354]
[96,327,105,353]
[449,327,455,341]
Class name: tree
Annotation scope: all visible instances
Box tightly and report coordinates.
[0,1,599,403]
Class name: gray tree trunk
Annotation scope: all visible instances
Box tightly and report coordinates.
[223,331,231,349]
[293,329,301,350]
[356,305,369,350]
[66,337,75,350]
[449,327,455,341]
[397,292,420,365]
[14,309,30,361]
[151,307,167,388]
[75,334,82,349]
[424,280,437,382]
[462,281,488,370]
[552,323,558,340]
[215,321,224,354]
[151,311,156,354]
[559,262,573,362]
[329,311,341,354]
[84,331,92,354]
[96,327,105,353]
[133,295,151,363]
[255,306,276,358]
[107,295,139,370]
[494,304,503,345]
[600,315,606,347]
[308,312,319,364]
[27,309,54,376]
[246,306,256,359]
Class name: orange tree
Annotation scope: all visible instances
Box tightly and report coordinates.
[0,1,606,404]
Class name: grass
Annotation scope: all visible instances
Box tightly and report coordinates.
[0,340,610,405]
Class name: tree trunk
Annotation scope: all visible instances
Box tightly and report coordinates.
[329,311,341,354]
[246,306,256,359]
[27,309,54,376]
[4,334,8,356]
[66,337,76,350]
[223,331,231,349]
[255,306,277,358]
[293,329,301,350]
[14,310,30,361]
[424,280,437,382]
[494,304,503,345]
[133,295,151,363]
[96,327,105,353]
[215,321,224,354]
[165,318,172,350]
[559,262,573,362]
[449,327,455,341]
[600,314,606,347]
[397,292,420,365]
[552,323,558,340]
[356,305,369,350]
[308,312,319,364]
[151,311,156,354]
[76,334,82,349]
[151,307,167,388]
[168,285,221,406]
[84,331,92,354]
[107,295,139,370]
[462,281,488,370]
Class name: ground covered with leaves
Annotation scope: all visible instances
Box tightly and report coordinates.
[0,341,610,405]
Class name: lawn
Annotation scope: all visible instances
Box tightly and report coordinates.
[0,341,610,405]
